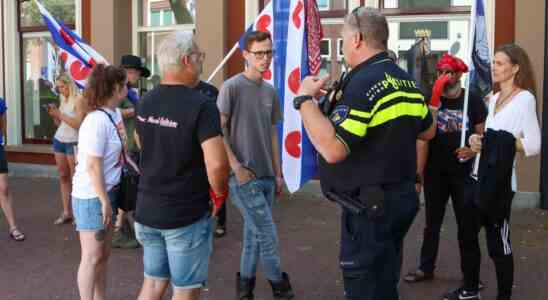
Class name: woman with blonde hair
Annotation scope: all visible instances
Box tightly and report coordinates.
[443,43,541,300]
[47,73,87,225]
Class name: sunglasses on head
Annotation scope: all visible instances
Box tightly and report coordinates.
[351,6,364,41]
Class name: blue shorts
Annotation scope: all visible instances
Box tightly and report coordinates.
[53,138,77,155]
[135,215,213,290]
[72,189,119,231]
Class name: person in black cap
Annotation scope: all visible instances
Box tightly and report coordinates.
[111,54,150,249]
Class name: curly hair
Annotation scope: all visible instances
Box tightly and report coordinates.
[84,64,127,109]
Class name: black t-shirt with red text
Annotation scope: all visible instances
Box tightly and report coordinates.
[135,84,221,229]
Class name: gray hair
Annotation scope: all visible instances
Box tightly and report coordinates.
[157,31,195,74]
[344,7,388,50]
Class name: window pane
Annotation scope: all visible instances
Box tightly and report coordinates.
[384,0,451,9]
[22,36,66,141]
[138,0,195,27]
[20,0,76,28]
[320,40,330,56]
[399,21,449,39]
[319,59,331,78]
[317,0,330,10]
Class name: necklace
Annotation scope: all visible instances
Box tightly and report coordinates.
[495,87,518,114]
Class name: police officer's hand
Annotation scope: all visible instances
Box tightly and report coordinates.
[469,134,483,153]
[455,147,476,160]
[235,165,256,186]
[298,75,331,98]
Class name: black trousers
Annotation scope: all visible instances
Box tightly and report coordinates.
[419,171,468,274]
[217,202,227,227]
[340,181,419,300]
[461,195,514,299]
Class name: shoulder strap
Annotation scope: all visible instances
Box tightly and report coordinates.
[97,108,126,155]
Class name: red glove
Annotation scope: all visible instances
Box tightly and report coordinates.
[209,188,228,211]
[430,74,451,110]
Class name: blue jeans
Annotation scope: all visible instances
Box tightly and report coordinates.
[72,189,119,231]
[229,176,283,282]
[134,215,213,290]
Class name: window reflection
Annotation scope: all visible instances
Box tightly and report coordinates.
[139,0,196,27]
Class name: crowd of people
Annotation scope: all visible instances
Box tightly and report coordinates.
[0,6,543,300]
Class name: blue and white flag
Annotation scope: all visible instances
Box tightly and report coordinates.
[468,0,492,97]
[34,0,139,104]
[239,0,322,193]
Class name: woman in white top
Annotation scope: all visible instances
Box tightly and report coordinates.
[72,64,128,300]
[48,74,87,225]
[457,44,541,300]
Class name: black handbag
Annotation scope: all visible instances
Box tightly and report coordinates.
[98,109,140,212]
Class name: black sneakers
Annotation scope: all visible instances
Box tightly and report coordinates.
[443,287,481,300]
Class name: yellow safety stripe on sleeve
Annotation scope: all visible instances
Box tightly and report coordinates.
[348,91,424,119]
[339,118,368,137]
[369,102,428,128]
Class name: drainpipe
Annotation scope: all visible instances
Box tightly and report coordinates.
[540,1,548,209]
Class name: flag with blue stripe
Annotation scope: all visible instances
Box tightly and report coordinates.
[239,0,322,193]
[34,0,139,104]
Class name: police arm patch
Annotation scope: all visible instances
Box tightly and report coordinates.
[330,105,350,126]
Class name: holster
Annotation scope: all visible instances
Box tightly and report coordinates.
[325,185,385,219]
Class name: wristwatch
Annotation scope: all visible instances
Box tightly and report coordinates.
[293,95,313,110]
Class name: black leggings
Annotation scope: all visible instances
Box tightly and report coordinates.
[461,190,514,299]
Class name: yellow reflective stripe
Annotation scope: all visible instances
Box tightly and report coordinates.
[339,118,368,137]
[349,109,372,119]
[348,91,424,119]
[369,102,428,127]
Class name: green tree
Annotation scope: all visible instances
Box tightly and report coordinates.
[20,0,76,27]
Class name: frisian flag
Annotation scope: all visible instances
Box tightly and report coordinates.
[468,0,492,98]
[239,0,323,193]
[34,0,139,104]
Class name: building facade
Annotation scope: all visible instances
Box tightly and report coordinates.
[0,0,544,200]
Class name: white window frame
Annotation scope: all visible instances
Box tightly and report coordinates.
[336,38,344,61]
[320,38,332,60]
[132,0,196,78]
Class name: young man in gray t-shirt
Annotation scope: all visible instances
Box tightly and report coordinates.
[217,31,295,300]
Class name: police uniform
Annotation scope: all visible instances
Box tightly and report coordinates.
[319,52,433,300]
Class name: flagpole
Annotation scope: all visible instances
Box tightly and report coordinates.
[207,42,239,83]
[461,0,477,149]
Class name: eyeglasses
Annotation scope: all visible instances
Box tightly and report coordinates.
[248,50,275,59]
[189,51,206,61]
[351,6,363,41]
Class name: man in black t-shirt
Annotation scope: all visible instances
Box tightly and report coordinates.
[134,31,229,300]
[404,54,488,300]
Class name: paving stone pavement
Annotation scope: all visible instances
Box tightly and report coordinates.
[1,178,547,300]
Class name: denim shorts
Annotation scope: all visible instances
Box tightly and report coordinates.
[135,215,213,290]
[53,138,77,155]
[72,189,119,231]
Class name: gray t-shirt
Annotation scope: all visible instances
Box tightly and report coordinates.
[217,74,282,178]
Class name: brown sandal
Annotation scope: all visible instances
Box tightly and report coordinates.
[9,228,25,241]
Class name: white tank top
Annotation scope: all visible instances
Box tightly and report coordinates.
[54,96,79,143]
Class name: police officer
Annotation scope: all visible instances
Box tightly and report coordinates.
[293,7,436,300]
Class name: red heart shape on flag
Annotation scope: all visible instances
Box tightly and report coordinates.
[256,15,272,33]
[288,68,301,95]
[263,69,272,80]
[285,131,302,158]
[292,1,304,29]
[70,60,92,81]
